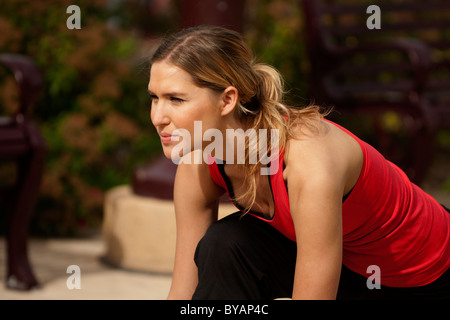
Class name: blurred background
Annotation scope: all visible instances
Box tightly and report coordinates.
[0,0,449,298]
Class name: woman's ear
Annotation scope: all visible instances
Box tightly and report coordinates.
[220,86,239,116]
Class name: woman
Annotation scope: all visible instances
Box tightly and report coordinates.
[148,25,450,300]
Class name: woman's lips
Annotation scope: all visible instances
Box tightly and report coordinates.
[159,132,178,144]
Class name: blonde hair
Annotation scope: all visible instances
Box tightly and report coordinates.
[151,25,326,212]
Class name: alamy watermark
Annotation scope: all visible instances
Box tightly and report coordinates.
[66,5,81,30]
[366,265,381,290]
[64,264,380,292]
[367,5,381,30]
[66,264,81,290]
[169,121,280,175]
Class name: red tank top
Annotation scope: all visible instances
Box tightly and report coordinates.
[207,120,450,287]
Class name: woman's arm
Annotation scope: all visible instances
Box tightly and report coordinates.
[285,122,362,299]
[288,169,343,299]
[167,153,224,299]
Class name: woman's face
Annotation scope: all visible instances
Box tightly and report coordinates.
[149,61,225,160]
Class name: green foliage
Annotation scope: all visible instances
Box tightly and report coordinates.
[0,0,160,236]
[245,0,309,106]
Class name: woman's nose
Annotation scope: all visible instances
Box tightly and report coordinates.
[150,102,170,127]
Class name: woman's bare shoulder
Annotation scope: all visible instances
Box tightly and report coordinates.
[283,120,363,191]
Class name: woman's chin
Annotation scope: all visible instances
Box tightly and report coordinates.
[161,146,205,165]
[162,147,174,160]
[161,145,186,163]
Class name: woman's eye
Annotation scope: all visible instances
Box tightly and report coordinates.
[170,97,185,103]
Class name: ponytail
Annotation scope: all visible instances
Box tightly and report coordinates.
[234,63,327,212]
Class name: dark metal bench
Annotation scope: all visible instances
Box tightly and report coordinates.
[0,54,46,290]
[300,0,450,184]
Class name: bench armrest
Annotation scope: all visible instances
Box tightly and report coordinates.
[0,54,43,122]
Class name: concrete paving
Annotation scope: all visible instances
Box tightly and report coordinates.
[0,232,172,300]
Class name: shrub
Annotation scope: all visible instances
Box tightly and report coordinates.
[0,0,161,236]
